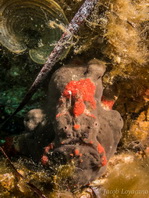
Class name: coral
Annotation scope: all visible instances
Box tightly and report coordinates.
[0,0,68,64]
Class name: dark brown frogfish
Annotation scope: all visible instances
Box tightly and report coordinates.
[42,58,123,186]
[3,59,123,188]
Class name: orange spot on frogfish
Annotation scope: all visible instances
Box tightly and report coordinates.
[97,143,107,166]
[101,155,107,166]
[97,143,105,154]
[62,78,96,117]
[73,124,80,130]
[74,149,80,156]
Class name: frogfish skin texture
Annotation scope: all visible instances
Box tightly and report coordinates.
[6,59,123,187]
[43,59,123,185]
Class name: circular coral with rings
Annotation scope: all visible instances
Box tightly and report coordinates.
[0,0,68,64]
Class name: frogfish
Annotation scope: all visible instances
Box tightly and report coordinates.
[3,59,123,188]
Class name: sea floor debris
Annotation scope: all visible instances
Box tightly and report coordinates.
[0,153,149,198]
